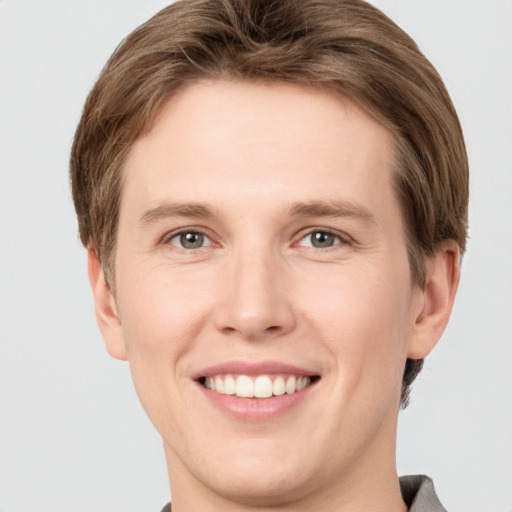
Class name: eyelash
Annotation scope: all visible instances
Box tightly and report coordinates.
[295,228,350,249]
[163,229,214,250]
[161,227,351,251]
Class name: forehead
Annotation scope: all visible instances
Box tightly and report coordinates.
[122,79,397,225]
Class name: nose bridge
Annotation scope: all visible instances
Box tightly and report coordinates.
[215,239,295,339]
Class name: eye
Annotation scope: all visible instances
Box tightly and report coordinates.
[297,229,346,249]
[168,231,212,249]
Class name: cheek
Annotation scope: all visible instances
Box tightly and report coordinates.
[118,267,203,343]
[300,263,412,390]
[113,262,207,384]
[112,266,209,430]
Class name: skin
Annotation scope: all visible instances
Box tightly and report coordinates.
[88,80,460,512]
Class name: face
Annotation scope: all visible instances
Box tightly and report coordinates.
[100,80,429,507]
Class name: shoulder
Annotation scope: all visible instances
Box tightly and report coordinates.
[400,475,448,512]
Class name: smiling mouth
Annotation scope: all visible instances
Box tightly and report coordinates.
[199,374,320,398]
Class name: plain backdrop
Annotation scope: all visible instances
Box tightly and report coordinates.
[1,1,511,511]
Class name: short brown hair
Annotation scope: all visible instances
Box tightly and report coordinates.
[70,0,469,407]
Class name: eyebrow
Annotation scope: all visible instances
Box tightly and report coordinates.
[138,199,376,226]
[288,200,376,224]
[138,202,215,225]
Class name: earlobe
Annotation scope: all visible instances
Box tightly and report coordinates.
[407,240,461,360]
[87,248,128,361]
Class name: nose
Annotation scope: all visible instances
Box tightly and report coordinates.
[213,247,297,341]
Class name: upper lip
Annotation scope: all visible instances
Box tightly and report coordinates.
[193,360,319,380]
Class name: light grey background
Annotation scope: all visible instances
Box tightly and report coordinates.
[0,1,511,511]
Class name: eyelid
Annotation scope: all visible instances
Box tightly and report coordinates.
[294,227,352,248]
[158,225,352,249]
[161,226,216,248]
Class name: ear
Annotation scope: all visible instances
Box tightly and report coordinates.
[407,240,461,359]
[87,248,127,361]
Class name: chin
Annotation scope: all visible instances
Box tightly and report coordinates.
[169,435,325,508]
[200,464,315,508]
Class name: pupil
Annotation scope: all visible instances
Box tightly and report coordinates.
[181,232,203,249]
[312,231,334,248]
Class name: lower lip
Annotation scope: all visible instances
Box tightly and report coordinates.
[196,380,318,422]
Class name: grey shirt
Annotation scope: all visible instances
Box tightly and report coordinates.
[159,474,447,512]
[400,475,448,512]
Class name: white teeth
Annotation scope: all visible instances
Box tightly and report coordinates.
[285,376,296,394]
[297,376,311,391]
[254,376,273,398]
[273,376,286,396]
[236,375,254,397]
[203,374,314,398]
[224,375,236,395]
[215,375,224,394]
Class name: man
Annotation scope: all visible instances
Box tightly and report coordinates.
[70,0,468,510]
